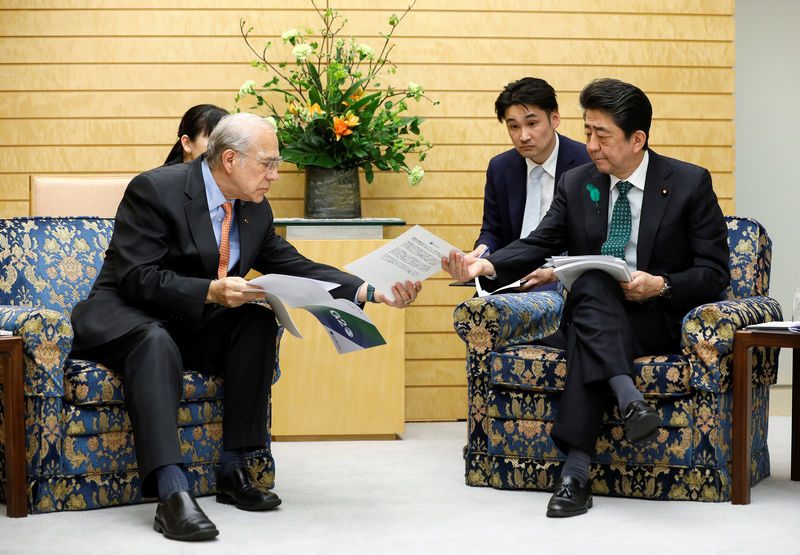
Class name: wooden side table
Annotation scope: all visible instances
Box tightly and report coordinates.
[732,329,800,505]
[0,334,26,517]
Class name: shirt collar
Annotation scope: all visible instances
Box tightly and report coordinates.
[610,149,649,192]
[525,133,560,178]
[201,159,229,211]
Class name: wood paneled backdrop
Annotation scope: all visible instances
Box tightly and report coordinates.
[0,1,735,421]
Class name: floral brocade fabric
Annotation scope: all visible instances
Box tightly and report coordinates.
[0,217,280,513]
[454,216,782,501]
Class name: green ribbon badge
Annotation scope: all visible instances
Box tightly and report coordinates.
[586,184,600,214]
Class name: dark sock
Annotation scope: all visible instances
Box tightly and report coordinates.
[156,464,189,500]
[219,449,245,476]
[560,447,591,487]
[608,374,644,414]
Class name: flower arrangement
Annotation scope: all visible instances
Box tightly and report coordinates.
[236,1,436,185]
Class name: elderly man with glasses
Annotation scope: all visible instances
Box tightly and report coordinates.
[70,112,420,541]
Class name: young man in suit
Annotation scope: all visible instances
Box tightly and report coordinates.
[70,113,420,541]
[470,77,591,290]
[444,78,730,517]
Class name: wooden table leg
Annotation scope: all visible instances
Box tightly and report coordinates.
[1,336,27,517]
[732,333,752,505]
[792,348,800,481]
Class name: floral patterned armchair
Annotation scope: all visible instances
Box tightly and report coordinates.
[453,216,782,501]
[0,217,280,514]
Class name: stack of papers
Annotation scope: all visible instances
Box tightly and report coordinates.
[548,255,632,291]
[745,321,800,333]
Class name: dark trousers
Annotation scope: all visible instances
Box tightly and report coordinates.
[547,270,682,455]
[71,303,278,498]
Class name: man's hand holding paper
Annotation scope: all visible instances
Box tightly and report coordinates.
[344,225,457,302]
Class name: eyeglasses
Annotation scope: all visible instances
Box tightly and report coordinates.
[237,151,283,172]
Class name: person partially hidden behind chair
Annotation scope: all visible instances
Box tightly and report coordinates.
[443,78,730,517]
[468,77,590,291]
[163,104,229,166]
[70,112,421,541]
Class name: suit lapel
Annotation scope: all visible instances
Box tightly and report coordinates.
[585,166,610,250]
[554,133,573,179]
[236,200,269,276]
[508,151,528,239]
[637,150,672,270]
[184,157,220,278]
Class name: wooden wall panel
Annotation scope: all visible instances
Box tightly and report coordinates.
[0,1,735,422]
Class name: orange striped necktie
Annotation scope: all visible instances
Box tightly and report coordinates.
[217,201,233,279]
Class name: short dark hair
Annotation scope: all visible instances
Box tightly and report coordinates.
[579,78,652,148]
[494,77,558,122]
[164,104,229,164]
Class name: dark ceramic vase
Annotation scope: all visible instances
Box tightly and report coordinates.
[303,166,361,219]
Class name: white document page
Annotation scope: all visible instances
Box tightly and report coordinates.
[344,225,461,302]
[245,273,338,307]
[475,278,526,297]
[747,321,800,332]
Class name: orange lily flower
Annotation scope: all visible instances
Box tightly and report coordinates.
[343,88,364,107]
[332,113,360,140]
[287,102,301,116]
[308,103,325,116]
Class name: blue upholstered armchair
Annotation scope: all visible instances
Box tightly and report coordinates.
[453,216,782,501]
[0,217,280,514]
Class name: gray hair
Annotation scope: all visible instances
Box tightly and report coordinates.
[205,112,277,169]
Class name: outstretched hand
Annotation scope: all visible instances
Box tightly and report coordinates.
[441,249,495,282]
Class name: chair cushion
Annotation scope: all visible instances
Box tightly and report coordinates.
[63,400,225,436]
[64,358,225,405]
[490,345,691,397]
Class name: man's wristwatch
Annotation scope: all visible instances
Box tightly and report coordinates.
[366,284,379,303]
[659,275,672,299]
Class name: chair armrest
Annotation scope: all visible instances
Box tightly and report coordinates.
[0,305,72,397]
[453,290,564,358]
[682,296,783,392]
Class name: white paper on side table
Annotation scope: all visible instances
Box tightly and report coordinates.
[746,321,800,333]
[343,225,461,302]
[245,274,386,354]
[548,255,632,291]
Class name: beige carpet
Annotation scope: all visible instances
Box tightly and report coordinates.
[1,418,798,554]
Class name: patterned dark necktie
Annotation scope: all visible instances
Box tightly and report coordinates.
[600,181,633,260]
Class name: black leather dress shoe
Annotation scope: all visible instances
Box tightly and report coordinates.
[624,399,660,444]
[153,490,219,541]
[546,476,593,518]
[217,467,282,511]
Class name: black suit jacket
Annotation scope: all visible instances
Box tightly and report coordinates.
[474,133,591,252]
[487,150,730,316]
[71,156,363,351]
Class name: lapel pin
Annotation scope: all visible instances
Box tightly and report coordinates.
[661,187,668,197]
[244,218,249,224]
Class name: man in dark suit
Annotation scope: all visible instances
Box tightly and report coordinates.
[444,79,730,517]
[70,113,420,541]
[470,77,591,290]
